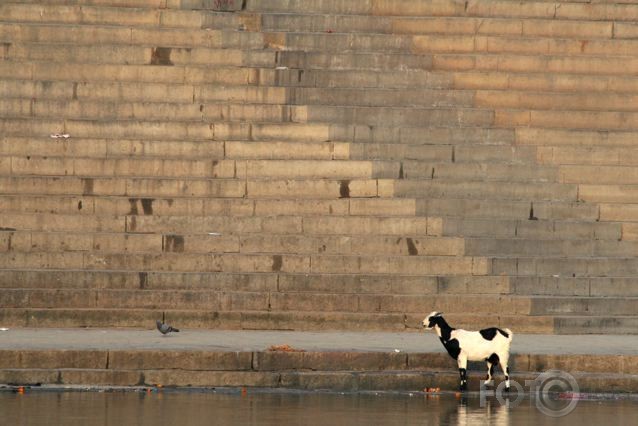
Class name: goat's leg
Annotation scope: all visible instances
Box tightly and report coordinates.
[457,353,468,391]
[485,361,494,386]
[499,357,510,392]
[485,353,499,386]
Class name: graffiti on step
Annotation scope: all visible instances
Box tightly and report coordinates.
[214,0,235,10]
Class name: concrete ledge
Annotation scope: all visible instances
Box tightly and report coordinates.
[0,329,636,392]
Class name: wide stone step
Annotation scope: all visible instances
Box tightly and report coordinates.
[3,117,461,143]
[0,60,452,89]
[418,198,598,221]
[502,109,638,131]
[0,252,486,275]
[402,161,558,182]
[393,180,577,202]
[0,61,271,86]
[554,315,638,334]
[465,238,638,258]
[3,156,398,180]
[0,21,266,49]
[0,307,550,332]
[512,276,638,297]
[0,289,532,315]
[0,213,441,235]
[0,230,465,257]
[0,80,474,108]
[492,256,638,278]
[258,13,617,40]
[433,53,638,77]
[0,3,224,28]
[477,90,638,113]
[0,196,421,218]
[453,71,638,94]
[0,175,247,198]
[441,218,621,240]
[5,43,273,66]
[1,138,352,161]
[0,270,513,294]
[245,0,638,22]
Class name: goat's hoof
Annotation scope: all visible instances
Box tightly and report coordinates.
[503,387,511,393]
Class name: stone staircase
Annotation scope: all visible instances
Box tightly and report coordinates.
[1,0,638,334]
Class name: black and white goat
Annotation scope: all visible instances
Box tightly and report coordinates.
[422,311,513,391]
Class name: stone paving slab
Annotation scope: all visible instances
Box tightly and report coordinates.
[1,328,636,355]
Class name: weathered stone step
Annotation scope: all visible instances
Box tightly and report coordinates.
[1,80,472,107]
[4,366,637,392]
[0,289,531,314]
[6,117,511,143]
[291,105,494,127]
[453,71,638,94]
[7,0,176,8]
[0,251,487,275]
[512,276,638,297]
[0,230,465,257]
[0,175,247,198]
[247,0,638,22]
[0,138,353,161]
[402,161,558,182]
[442,218,620,240]
[466,238,638,258]
[516,127,638,148]
[3,347,638,382]
[274,50,435,71]
[351,145,524,167]
[539,146,638,167]
[5,43,274,66]
[432,53,638,77]
[5,156,399,180]
[0,60,446,89]
[0,196,420,218]
[393,180,577,202]
[0,4,241,28]
[579,184,638,204]
[561,165,638,185]
[0,270,511,295]
[477,90,638,113]
[124,215,441,236]
[0,22,258,49]
[265,31,638,57]
[492,256,638,278]
[554,316,638,334]
[0,307,549,332]
[0,98,300,123]
[0,99,496,127]
[0,212,440,235]
[0,61,273,86]
[259,13,617,40]
[499,109,638,131]
[418,198,598,221]
[0,89,479,117]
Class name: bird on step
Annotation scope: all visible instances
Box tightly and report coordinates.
[156,319,180,335]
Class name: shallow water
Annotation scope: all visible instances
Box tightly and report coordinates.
[1,389,636,426]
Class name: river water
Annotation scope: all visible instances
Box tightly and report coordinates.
[1,389,636,425]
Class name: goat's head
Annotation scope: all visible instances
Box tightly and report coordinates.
[422,311,443,330]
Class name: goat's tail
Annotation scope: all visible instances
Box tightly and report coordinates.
[502,328,513,341]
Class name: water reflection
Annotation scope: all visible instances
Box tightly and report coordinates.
[1,390,635,426]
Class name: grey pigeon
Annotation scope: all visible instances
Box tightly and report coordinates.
[156,320,179,335]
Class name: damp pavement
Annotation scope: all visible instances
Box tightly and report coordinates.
[0,328,636,355]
